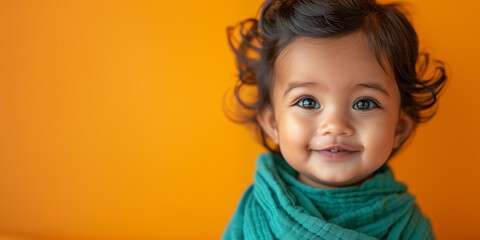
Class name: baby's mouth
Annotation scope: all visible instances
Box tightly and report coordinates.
[322,148,355,153]
[314,145,360,160]
[316,149,356,159]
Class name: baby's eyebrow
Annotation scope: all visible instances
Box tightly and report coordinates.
[356,83,389,96]
[284,81,389,97]
[284,81,317,96]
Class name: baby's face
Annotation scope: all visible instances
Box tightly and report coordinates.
[260,31,410,189]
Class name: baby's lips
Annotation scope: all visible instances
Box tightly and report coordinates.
[317,144,359,152]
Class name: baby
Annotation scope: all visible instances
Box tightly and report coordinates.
[223,0,446,239]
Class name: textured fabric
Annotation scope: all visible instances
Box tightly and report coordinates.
[223,153,434,240]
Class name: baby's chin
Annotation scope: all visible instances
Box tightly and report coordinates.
[297,172,373,189]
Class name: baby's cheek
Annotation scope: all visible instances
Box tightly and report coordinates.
[368,123,396,158]
[278,114,313,153]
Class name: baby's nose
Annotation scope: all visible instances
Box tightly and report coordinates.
[317,110,355,137]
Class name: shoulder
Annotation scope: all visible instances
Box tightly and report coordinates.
[388,202,435,240]
[222,185,255,240]
[404,203,435,239]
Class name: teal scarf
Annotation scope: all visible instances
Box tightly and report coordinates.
[223,153,434,240]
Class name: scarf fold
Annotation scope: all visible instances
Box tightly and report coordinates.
[223,153,434,240]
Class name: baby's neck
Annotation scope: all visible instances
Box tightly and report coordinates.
[296,173,372,189]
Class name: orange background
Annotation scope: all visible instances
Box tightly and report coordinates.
[0,0,478,239]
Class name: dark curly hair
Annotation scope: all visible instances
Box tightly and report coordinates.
[225,0,446,155]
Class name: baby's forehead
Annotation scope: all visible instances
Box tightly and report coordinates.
[271,32,399,98]
[275,33,387,76]
[278,33,364,59]
[275,32,383,71]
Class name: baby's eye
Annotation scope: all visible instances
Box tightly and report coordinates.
[296,97,320,109]
[353,98,379,110]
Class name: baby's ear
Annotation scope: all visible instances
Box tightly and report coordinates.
[256,106,279,144]
[393,110,416,149]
